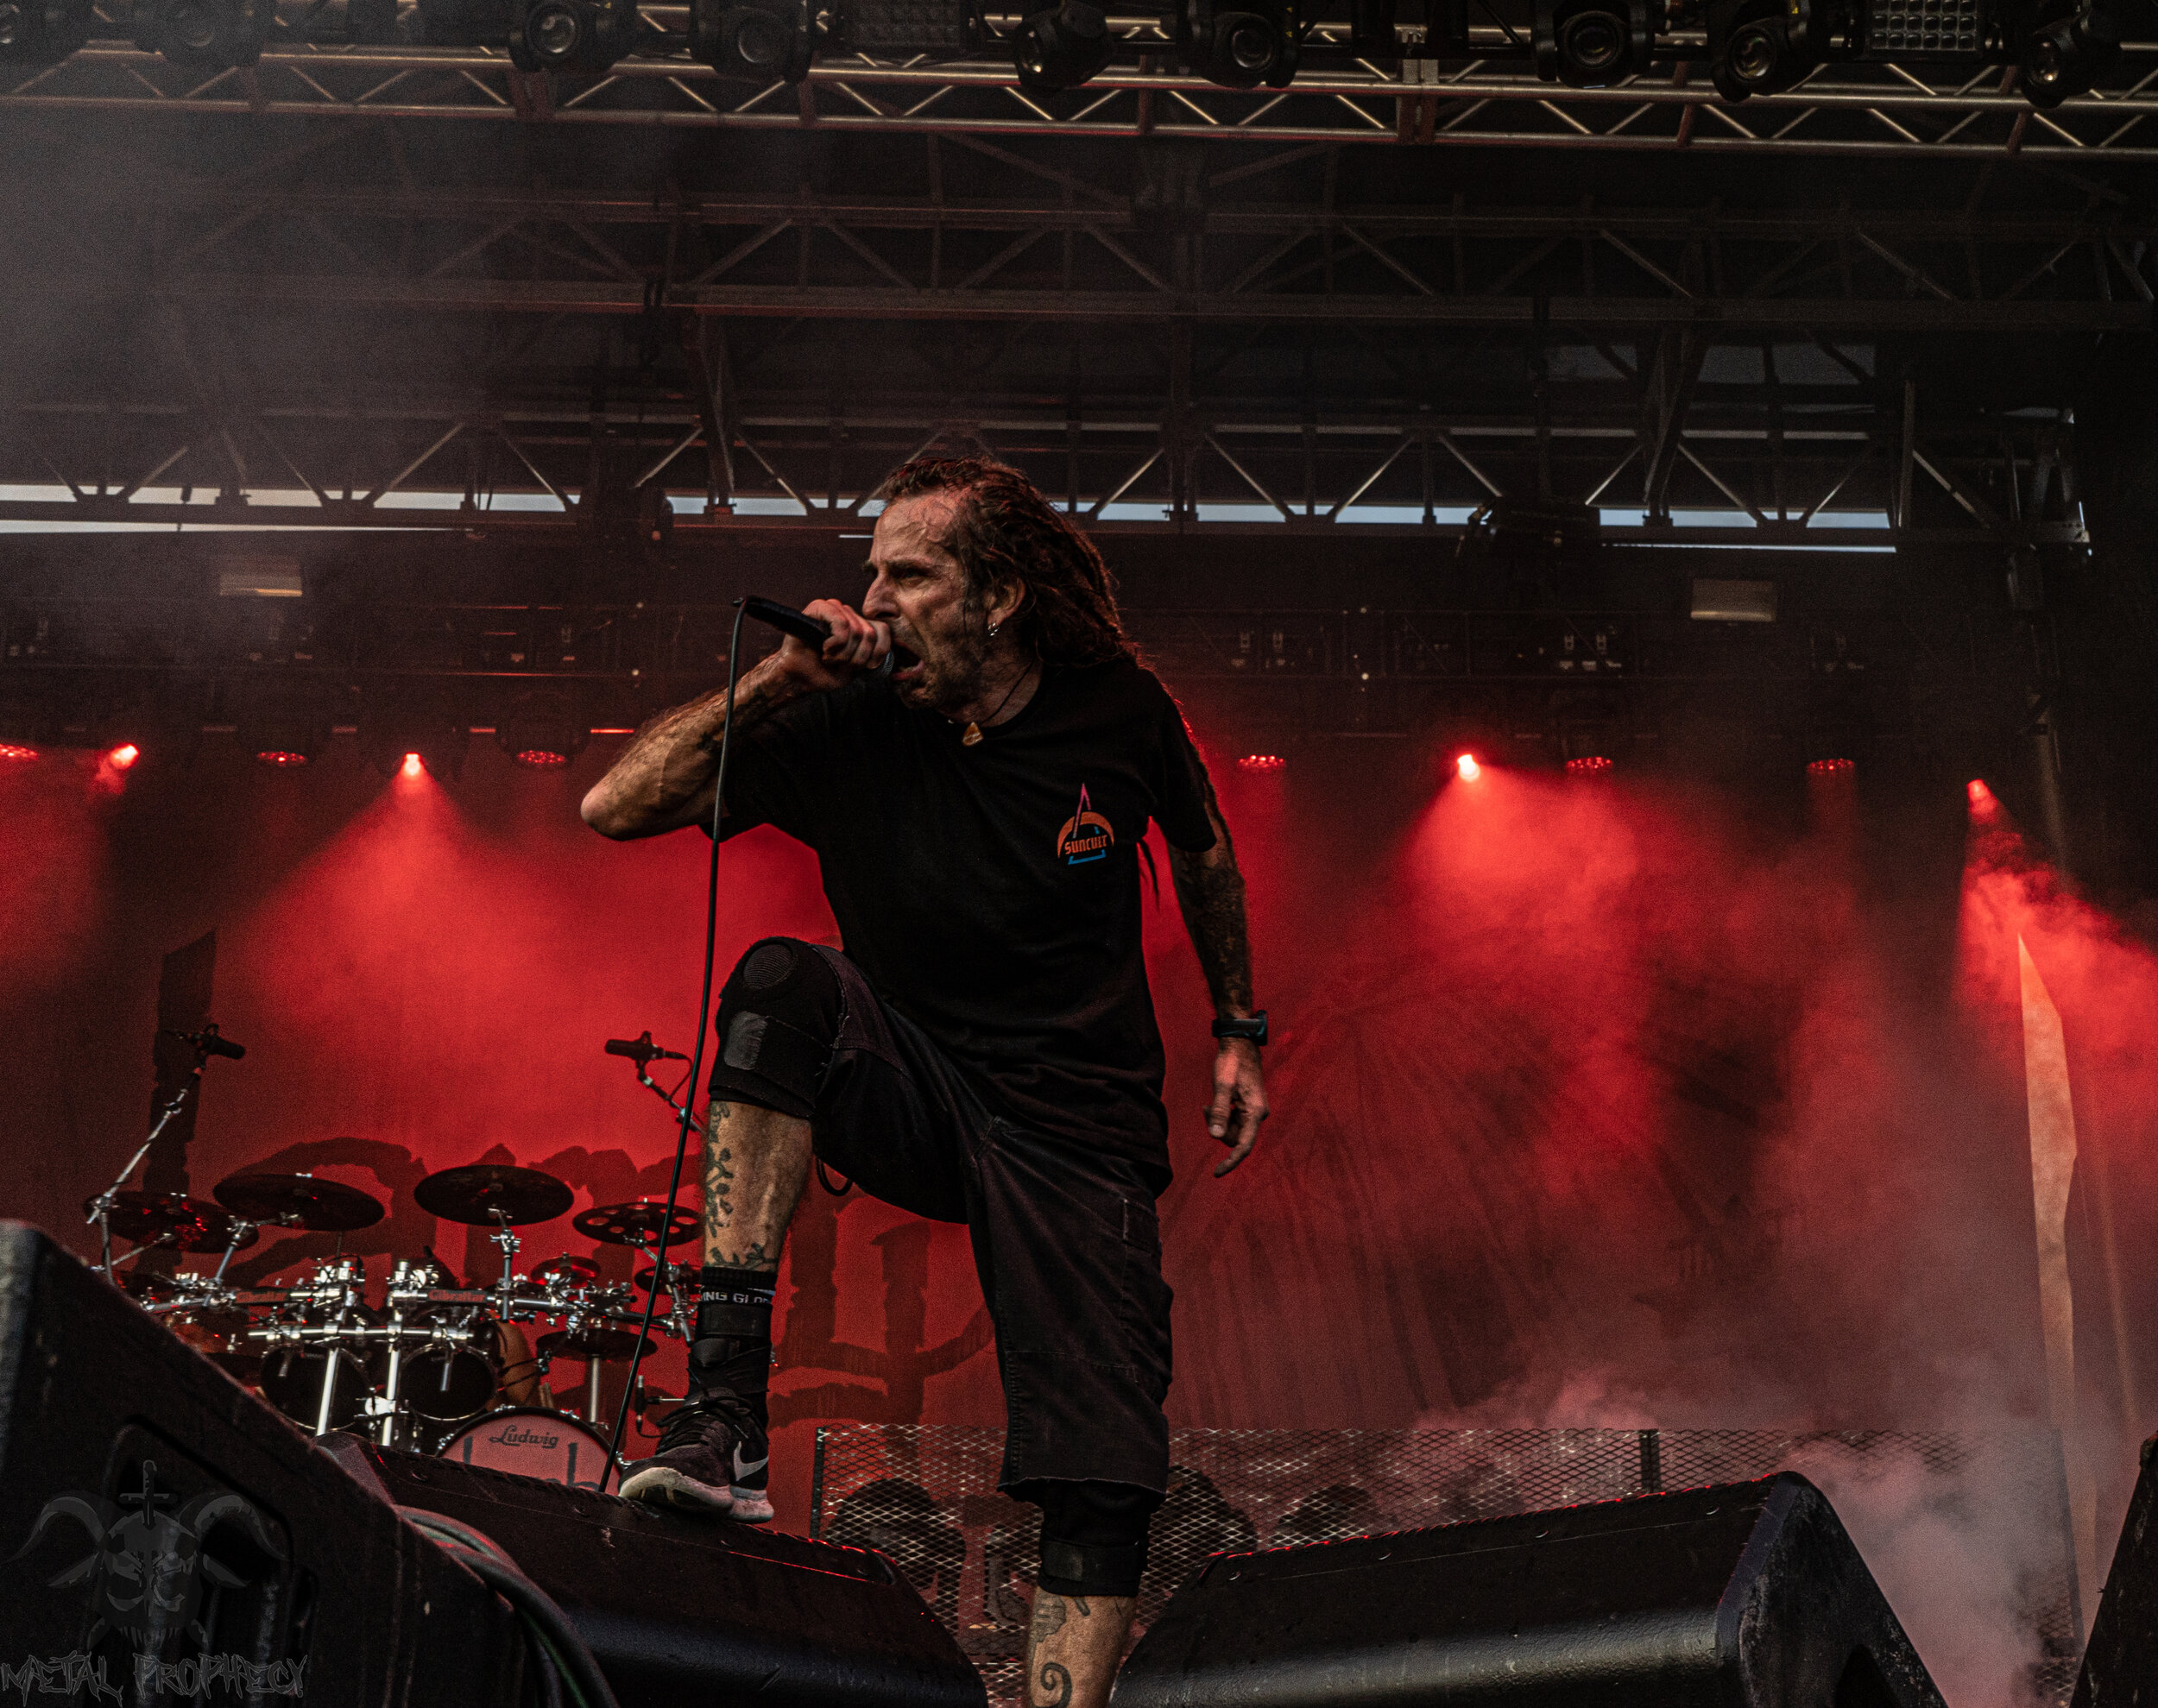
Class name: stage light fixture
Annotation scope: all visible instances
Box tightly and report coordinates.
[1238,753,1287,772]
[1455,753,1481,781]
[1181,0,1302,90]
[495,696,589,770]
[0,0,91,60]
[1566,755,1613,775]
[0,742,35,763]
[690,0,815,79]
[132,0,274,67]
[510,0,640,70]
[415,0,517,44]
[838,0,978,54]
[2020,0,2116,104]
[1808,757,1854,776]
[345,0,401,40]
[107,743,140,769]
[1708,0,1818,98]
[1534,0,1656,86]
[238,706,328,770]
[1012,0,1113,92]
[363,706,469,782]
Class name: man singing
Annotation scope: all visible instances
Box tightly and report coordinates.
[580,457,1267,1708]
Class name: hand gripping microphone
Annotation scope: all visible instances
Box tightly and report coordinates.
[741,596,898,678]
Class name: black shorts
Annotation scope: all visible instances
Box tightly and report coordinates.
[708,943,1175,1497]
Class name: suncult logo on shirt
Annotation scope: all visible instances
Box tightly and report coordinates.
[1055,783,1115,866]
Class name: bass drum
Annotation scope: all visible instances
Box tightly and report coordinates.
[439,1408,619,1493]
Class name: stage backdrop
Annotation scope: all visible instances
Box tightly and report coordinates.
[6,680,2158,1708]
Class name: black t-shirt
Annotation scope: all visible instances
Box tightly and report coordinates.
[715,654,1216,1165]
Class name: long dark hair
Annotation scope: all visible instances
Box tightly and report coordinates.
[872,457,1132,666]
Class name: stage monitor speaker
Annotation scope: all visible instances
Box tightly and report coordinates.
[1118,1472,1946,1708]
[327,1435,987,1708]
[2073,1431,2158,1708]
[0,1221,526,1708]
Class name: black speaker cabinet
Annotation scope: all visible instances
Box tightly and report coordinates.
[1118,1472,1947,1708]
[2075,1433,2158,1708]
[0,1221,524,1708]
[327,1435,987,1708]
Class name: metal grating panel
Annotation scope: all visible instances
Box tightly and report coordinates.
[811,1425,2081,1705]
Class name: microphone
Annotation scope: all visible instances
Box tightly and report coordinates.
[741,596,898,678]
[161,1026,246,1061]
[606,1031,689,1064]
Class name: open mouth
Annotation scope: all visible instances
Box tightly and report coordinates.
[886,643,923,678]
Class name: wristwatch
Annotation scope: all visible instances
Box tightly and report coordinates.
[1211,1012,1269,1046]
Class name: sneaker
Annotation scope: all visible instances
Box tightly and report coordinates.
[620,1392,771,1522]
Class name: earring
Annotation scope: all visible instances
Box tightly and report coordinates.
[988,622,1001,638]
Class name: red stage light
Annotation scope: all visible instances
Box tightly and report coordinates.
[514,748,571,768]
[1967,778,1992,804]
[0,743,36,763]
[1455,753,1481,781]
[1239,754,1286,772]
[107,743,140,769]
[1808,758,1854,776]
[401,752,425,779]
[1565,756,1612,775]
[256,749,311,768]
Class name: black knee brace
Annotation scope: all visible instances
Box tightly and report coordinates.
[1019,1479,1162,1599]
[709,937,841,1119]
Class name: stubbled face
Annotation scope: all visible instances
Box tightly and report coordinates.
[862,492,997,714]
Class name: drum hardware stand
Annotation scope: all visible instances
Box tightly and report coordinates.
[489,1209,523,1323]
[84,1025,243,1279]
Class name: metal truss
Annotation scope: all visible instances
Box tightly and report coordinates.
[0,369,2085,545]
[10,30,2158,158]
[9,155,2151,331]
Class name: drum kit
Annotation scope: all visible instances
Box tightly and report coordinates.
[89,1161,704,1490]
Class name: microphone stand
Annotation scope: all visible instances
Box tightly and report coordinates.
[85,1032,223,1279]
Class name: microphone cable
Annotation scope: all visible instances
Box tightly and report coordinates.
[607,597,751,1469]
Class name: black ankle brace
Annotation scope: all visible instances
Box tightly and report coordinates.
[697,1266,776,1339]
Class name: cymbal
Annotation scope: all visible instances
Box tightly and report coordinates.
[572,1201,698,1249]
[414,1164,573,1228]
[215,1172,386,1232]
[633,1262,700,1293]
[91,1192,259,1253]
[537,1327,656,1362]
[533,1256,599,1285]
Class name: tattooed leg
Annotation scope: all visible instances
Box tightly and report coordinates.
[1025,1590,1135,1708]
[701,1099,813,1273]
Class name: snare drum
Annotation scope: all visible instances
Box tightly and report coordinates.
[439,1408,619,1492]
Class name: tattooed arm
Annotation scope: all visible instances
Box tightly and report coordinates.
[1167,766,1269,1178]
[580,597,890,840]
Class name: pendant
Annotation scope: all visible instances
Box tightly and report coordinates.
[962,722,983,747]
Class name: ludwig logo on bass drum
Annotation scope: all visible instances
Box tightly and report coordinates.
[1056,785,1115,867]
[489,1425,559,1450]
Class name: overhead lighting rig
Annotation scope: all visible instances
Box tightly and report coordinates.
[1179,0,1305,87]
[1011,0,1114,91]
[2019,0,2117,104]
[130,0,274,66]
[0,0,90,60]
[1707,0,1819,96]
[510,0,644,71]
[1534,0,1660,85]
[691,0,817,77]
